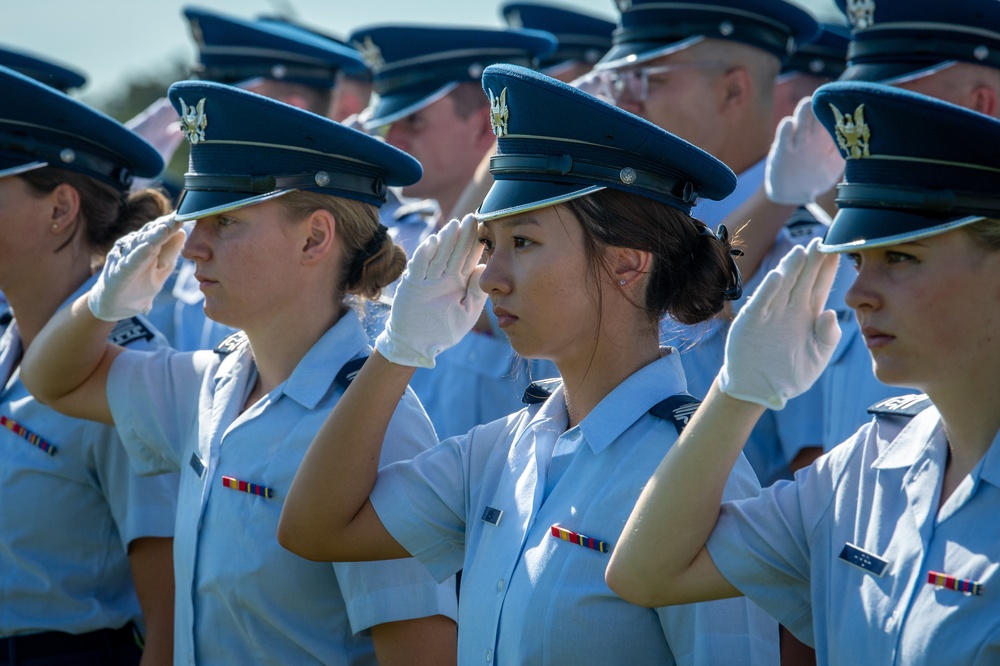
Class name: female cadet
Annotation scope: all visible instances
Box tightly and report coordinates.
[0,66,176,664]
[278,64,779,664]
[21,81,457,665]
[606,82,1000,664]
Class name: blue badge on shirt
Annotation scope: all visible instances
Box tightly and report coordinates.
[189,453,206,478]
[839,542,889,577]
[482,506,503,525]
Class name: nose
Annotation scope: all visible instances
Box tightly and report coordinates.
[383,123,406,151]
[844,255,880,313]
[181,219,211,262]
[478,249,510,297]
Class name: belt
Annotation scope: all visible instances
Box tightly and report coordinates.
[0,623,140,664]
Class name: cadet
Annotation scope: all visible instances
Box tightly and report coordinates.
[22,81,457,665]
[347,24,559,438]
[280,63,778,665]
[608,81,1000,664]
[0,66,176,664]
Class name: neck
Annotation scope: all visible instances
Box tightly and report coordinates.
[4,255,92,351]
[556,327,660,428]
[242,301,343,406]
[716,116,770,176]
[928,379,1000,478]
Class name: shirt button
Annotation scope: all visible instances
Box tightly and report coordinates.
[497,579,504,592]
[486,648,493,662]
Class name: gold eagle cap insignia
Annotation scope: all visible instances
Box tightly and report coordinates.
[846,0,876,30]
[179,97,208,145]
[352,36,385,71]
[488,87,509,138]
[830,103,871,160]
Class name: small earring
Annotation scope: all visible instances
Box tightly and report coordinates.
[619,279,626,286]
[51,223,59,231]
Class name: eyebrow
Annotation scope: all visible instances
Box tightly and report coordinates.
[481,216,542,231]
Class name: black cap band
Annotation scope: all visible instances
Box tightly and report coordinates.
[848,35,1000,69]
[184,171,388,200]
[837,181,1000,216]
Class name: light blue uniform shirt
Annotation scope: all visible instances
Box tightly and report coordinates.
[107,309,457,665]
[372,351,778,665]
[820,256,916,450]
[662,217,827,485]
[708,403,1000,664]
[0,278,177,637]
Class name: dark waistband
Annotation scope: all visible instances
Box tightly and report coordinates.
[0,623,140,664]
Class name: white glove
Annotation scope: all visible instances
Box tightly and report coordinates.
[718,238,842,410]
[375,215,488,368]
[88,214,186,322]
[765,96,845,205]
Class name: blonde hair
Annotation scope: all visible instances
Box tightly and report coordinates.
[964,217,1000,251]
[277,190,406,301]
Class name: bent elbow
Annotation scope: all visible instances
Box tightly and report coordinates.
[276,515,326,561]
[605,564,661,608]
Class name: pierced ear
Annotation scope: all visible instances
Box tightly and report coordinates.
[613,247,653,288]
[49,183,81,233]
[301,208,336,264]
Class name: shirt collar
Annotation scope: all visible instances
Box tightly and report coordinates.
[575,350,688,455]
[872,406,944,470]
[279,308,370,409]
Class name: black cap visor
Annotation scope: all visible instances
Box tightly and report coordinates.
[820,206,985,252]
[476,178,603,221]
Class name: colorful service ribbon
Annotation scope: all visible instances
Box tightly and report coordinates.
[1,415,57,455]
[927,570,983,596]
[550,524,609,554]
[221,475,273,499]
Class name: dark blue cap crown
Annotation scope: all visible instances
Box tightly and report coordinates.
[0,45,86,92]
[837,0,1000,83]
[597,0,820,70]
[501,3,616,72]
[813,81,1000,251]
[476,64,736,220]
[167,80,421,221]
[0,66,162,190]
[183,6,366,88]
[347,25,557,129]
[782,22,850,78]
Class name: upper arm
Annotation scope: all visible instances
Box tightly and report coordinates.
[43,343,124,425]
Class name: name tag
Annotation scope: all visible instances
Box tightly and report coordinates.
[481,506,503,525]
[839,542,889,577]
[189,453,206,478]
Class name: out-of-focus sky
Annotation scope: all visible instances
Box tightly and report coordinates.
[3,0,845,106]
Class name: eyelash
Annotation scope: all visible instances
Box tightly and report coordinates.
[847,250,915,270]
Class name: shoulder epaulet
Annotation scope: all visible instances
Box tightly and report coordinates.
[394,198,438,221]
[214,331,249,355]
[522,378,562,405]
[648,393,701,435]
[0,308,12,329]
[786,207,825,237]
[335,356,367,389]
[867,394,932,418]
[108,317,155,347]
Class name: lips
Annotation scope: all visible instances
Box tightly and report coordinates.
[493,305,518,329]
[861,325,894,349]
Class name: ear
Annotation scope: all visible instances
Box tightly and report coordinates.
[300,208,336,265]
[612,246,653,289]
[969,84,999,118]
[48,183,81,235]
[471,107,499,152]
[717,66,752,113]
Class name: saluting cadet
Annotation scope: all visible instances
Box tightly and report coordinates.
[347,25,560,439]
[22,81,457,665]
[280,64,779,665]
[608,81,1000,665]
[767,0,1000,455]
[0,66,177,665]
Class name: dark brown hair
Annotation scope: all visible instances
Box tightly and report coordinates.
[562,187,739,326]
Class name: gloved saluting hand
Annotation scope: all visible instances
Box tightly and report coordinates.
[719,238,841,410]
[765,96,845,206]
[376,214,488,368]
[88,214,186,322]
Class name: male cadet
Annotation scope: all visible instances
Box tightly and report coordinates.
[766,0,1000,459]
[346,24,559,439]
[592,0,824,489]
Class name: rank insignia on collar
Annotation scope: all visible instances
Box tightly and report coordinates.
[830,103,871,160]
[179,97,208,145]
[352,36,385,71]
[846,0,876,30]
[488,87,509,138]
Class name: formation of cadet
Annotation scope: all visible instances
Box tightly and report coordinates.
[2,1,1000,664]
